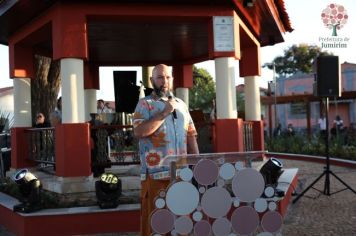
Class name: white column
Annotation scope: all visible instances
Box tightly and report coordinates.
[84,89,97,121]
[60,58,85,123]
[215,57,237,119]
[244,76,261,121]
[13,78,32,127]
[175,87,189,107]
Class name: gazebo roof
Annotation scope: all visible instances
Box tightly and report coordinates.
[0,0,292,65]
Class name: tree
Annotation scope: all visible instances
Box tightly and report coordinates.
[189,66,216,112]
[264,44,333,76]
[321,3,348,36]
[31,55,61,124]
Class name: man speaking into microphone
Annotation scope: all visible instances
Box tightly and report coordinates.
[133,64,199,235]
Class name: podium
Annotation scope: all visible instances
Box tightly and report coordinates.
[148,151,285,235]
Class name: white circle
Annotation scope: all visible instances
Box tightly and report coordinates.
[180,167,193,182]
[268,202,277,211]
[166,182,199,216]
[235,161,244,170]
[264,187,275,198]
[217,179,225,187]
[155,198,165,209]
[219,163,236,180]
[199,186,206,193]
[254,198,268,213]
[233,198,240,207]
[193,211,203,221]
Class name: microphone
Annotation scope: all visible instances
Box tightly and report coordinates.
[167,91,177,119]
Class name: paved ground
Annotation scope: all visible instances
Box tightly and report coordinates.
[1,159,355,235]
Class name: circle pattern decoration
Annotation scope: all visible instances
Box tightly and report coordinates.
[179,167,193,181]
[264,186,275,198]
[166,181,199,216]
[194,220,212,236]
[231,206,259,235]
[201,187,232,218]
[219,163,235,180]
[261,211,283,233]
[150,157,284,235]
[193,159,219,185]
[232,168,265,202]
[150,209,175,234]
[174,216,193,235]
[254,198,268,213]
[212,217,232,236]
[154,198,165,209]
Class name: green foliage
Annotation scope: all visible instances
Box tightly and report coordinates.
[0,109,13,131]
[266,134,356,161]
[265,44,333,76]
[189,66,216,112]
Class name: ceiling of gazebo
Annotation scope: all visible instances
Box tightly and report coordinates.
[0,0,292,65]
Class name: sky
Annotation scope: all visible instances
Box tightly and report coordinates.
[0,0,355,101]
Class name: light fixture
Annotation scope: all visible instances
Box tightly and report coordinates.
[260,157,283,186]
[95,173,122,209]
[243,0,255,8]
[12,169,42,213]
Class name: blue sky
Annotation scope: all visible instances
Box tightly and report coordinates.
[1,0,355,101]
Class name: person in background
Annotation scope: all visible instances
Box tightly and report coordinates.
[34,112,50,128]
[318,113,327,141]
[286,123,295,136]
[97,99,112,113]
[333,115,344,132]
[273,122,282,137]
[56,96,62,116]
[104,102,113,113]
[133,64,199,235]
[49,110,62,127]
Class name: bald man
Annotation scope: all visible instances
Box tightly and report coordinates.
[133,64,199,235]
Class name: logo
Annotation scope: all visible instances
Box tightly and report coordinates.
[321,3,348,36]
[319,3,350,49]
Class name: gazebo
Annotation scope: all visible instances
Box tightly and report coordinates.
[0,0,292,235]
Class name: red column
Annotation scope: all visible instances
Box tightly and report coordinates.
[55,123,92,177]
[252,120,264,151]
[11,128,36,169]
[214,119,244,152]
[173,65,193,88]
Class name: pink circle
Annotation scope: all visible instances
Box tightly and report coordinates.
[321,13,325,17]
[344,14,348,19]
[150,209,174,234]
[337,13,344,19]
[261,211,283,233]
[231,206,259,235]
[323,19,329,24]
[194,220,212,236]
[193,159,219,186]
[331,9,337,15]
[338,5,344,12]
[329,4,335,8]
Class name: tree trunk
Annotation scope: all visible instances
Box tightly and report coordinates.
[31,55,61,125]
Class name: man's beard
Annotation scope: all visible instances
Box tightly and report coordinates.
[153,84,166,98]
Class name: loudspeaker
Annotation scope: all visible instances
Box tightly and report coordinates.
[113,71,139,113]
[316,56,341,97]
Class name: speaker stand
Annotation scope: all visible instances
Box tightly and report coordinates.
[293,97,356,204]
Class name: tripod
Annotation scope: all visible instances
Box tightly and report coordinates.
[293,97,356,204]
